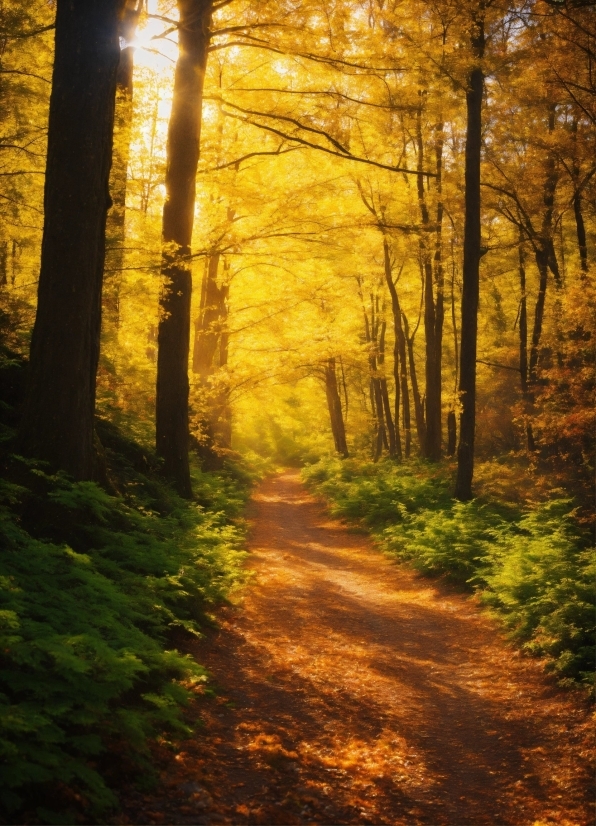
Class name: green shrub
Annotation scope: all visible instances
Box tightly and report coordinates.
[0,433,248,819]
[480,501,595,683]
[304,458,595,687]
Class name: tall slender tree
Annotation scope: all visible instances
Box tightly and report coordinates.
[324,357,348,457]
[454,7,486,501]
[19,0,126,480]
[104,0,144,330]
[156,0,213,496]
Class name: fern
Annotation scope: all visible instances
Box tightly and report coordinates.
[304,459,595,687]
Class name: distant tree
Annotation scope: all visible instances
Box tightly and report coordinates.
[19,0,126,479]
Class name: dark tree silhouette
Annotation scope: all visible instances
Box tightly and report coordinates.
[19,0,125,479]
[156,0,213,497]
[455,11,485,501]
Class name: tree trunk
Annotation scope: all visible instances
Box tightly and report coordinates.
[528,247,549,385]
[455,15,485,501]
[156,0,213,497]
[571,117,588,275]
[19,0,124,480]
[402,311,424,454]
[0,241,7,288]
[103,0,143,330]
[518,235,535,451]
[192,251,231,470]
[416,98,443,462]
[382,238,410,458]
[373,377,386,461]
[541,104,561,286]
[446,409,456,456]
[324,358,348,457]
[432,119,445,459]
[573,186,588,276]
[449,240,459,458]
[358,282,385,459]
[515,103,560,457]
[377,318,397,457]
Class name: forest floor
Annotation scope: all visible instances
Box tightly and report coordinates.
[115,471,594,826]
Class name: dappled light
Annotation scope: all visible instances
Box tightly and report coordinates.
[0,0,593,821]
[116,473,593,825]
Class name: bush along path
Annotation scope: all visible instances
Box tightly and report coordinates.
[0,410,250,823]
[115,471,593,826]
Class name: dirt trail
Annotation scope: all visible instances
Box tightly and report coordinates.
[119,471,593,826]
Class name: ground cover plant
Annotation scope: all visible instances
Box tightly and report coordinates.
[0,0,594,821]
[0,352,250,821]
[303,458,595,689]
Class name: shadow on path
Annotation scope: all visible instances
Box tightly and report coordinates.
[118,471,593,826]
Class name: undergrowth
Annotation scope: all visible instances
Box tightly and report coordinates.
[0,348,251,822]
[303,458,595,689]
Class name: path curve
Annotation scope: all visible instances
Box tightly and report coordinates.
[119,471,593,826]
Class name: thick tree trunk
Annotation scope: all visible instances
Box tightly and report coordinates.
[103,0,143,328]
[455,16,485,501]
[324,358,348,457]
[19,0,124,480]
[156,0,212,497]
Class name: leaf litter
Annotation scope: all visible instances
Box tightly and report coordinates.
[114,471,594,825]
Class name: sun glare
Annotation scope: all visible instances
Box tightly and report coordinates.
[131,0,178,73]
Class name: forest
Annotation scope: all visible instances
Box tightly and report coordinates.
[0,0,594,822]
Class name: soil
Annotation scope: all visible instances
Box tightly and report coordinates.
[116,471,594,826]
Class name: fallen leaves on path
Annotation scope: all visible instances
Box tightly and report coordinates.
[115,472,594,825]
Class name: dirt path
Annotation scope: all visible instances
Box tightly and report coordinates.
[119,471,593,826]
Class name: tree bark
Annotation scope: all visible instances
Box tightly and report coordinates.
[518,234,535,451]
[103,0,143,329]
[0,241,7,288]
[571,117,588,275]
[402,311,425,454]
[156,0,213,497]
[192,251,231,470]
[324,358,348,457]
[19,0,125,480]
[377,318,397,457]
[447,409,457,456]
[382,238,410,458]
[416,99,443,462]
[455,13,485,501]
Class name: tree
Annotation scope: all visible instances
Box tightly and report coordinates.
[323,357,348,457]
[19,0,126,480]
[103,0,144,332]
[454,6,486,501]
[156,0,213,496]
